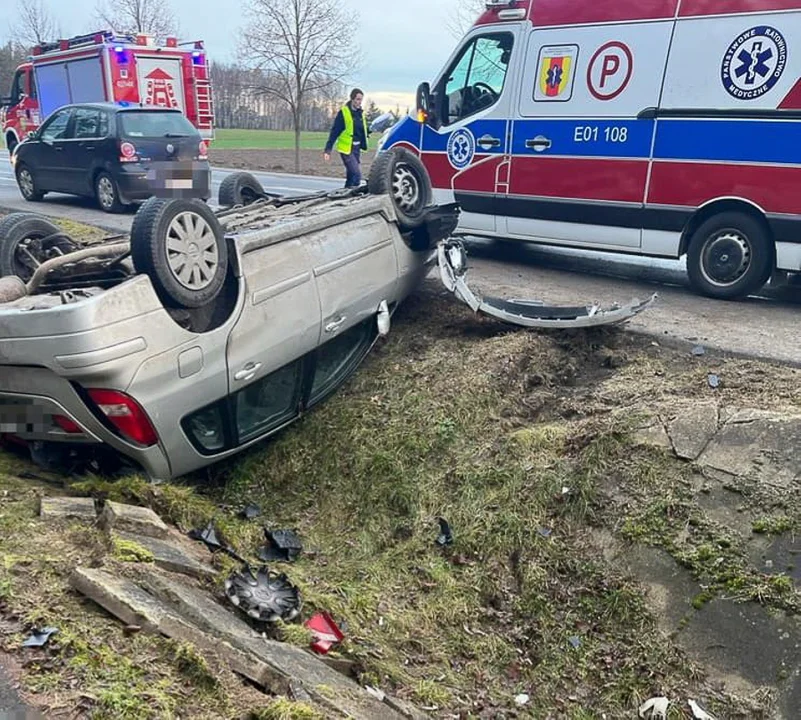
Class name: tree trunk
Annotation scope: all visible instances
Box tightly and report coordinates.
[294,111,301,174]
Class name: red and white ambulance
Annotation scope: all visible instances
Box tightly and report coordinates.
[379,0,801,299]
[1,30,214,154]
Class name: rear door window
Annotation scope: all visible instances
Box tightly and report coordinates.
[119,111,198,138]
[73,108,108,139]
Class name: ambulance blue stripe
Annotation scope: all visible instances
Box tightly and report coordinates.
[422,120,509,154]
[510,120,653,158]
[383,115,422,147]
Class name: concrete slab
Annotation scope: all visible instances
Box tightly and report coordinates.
[667,401,719,461]
[98,500,169,538]
[114,531,216,580]
[39,496,97,521]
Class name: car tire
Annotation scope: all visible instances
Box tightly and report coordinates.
[15,164,44,202]
[686,211,773,300]
[367,147,433,229]
[0,215,63,280]
[95,171,126,214]
[218,171,265,207]
[131,197,228,309]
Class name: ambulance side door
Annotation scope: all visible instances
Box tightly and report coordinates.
[503,21,674,249]
[420,27,519,234]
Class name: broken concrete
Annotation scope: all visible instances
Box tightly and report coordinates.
[114,531,216,580]
[632,415,672,450]
[98,500,169,539]
[39,496,97,521]
[667,402,718,461]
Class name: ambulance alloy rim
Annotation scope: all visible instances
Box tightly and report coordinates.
[699,230,751,288]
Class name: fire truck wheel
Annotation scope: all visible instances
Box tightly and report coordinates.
[686,211,774,301]
[15,164,44,202]
[131,197,228,309]
[367,147,433,229]
[218,172,265,207]
[95,171,126,214]
[0,215,64,281]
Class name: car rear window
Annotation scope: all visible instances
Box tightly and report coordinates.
[119,111,198,138]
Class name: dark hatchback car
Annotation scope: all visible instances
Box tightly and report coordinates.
[12,103,211,213]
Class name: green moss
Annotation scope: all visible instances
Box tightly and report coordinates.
[110,535,155,564]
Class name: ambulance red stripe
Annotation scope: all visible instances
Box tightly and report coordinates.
[530,0,679,26]
[678,0,801,17]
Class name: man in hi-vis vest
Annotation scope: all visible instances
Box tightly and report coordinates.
[324,88,370,187]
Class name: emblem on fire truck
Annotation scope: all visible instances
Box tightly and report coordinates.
[144,67,180,108]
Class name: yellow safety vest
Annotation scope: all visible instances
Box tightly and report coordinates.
[335,104,368,154]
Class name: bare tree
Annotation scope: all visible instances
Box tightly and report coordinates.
[447,0,486,40]
[94,0,179,39]
[242,0,362,172]
[13,0,58,48]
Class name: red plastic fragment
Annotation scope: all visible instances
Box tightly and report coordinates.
[304,612,344,654]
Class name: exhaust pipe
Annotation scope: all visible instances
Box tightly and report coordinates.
[0,276,27,304]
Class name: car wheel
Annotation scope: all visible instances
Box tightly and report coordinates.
[686,211,774,300]
[0,215,66,281]
[367,147,433,229]
[218,171,265,207]
[15,164,44,202]
[95,171,126,213]
[131,197,228,309]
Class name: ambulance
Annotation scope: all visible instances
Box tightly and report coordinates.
[378,0,801,300]
[1,30,214,154]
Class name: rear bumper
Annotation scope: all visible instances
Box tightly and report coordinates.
[117,160,212,203]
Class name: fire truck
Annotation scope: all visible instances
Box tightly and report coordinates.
[1,30,215,154]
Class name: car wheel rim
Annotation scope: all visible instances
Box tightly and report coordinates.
[700,230,751,287]
[391,163,422,213]
[166,211,220,291]
[18,169,34,198]
[98,177,115,208]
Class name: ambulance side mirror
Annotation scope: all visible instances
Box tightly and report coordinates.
[416,82,438,127]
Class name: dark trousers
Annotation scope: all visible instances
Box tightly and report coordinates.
[340,145,362,187]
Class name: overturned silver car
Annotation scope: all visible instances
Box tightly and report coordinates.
[0,148,655,480]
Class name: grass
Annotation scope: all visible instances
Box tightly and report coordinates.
[209,129,329,151]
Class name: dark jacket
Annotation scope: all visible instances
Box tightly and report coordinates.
[325,102,368,154]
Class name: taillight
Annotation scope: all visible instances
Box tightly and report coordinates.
[53,415,82,434]
[86,389,158,446]
[198,140,208,159]
[119,141,138,162]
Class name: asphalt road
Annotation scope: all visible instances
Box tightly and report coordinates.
[1,149,801,365]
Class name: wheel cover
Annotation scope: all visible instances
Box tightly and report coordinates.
[700,230,751,287]
[18,169,34,198]
[97,176,115,208]
[391,162,422,213]
[165,211,220,291]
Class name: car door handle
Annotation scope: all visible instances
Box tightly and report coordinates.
[325,315,347,334]
[234,362,262,382]
[83,145,95,151]
[477,135,501,149]
[525,136,552,152]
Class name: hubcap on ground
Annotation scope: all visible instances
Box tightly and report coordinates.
[391,163,421,213]
[97,176,115,209]
[700,231,751,287]
[166,211,219,290]
[18,169,34,198]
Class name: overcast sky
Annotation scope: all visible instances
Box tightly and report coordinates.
[0,0,476,110]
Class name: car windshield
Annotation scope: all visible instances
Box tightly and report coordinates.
[119,111,197,138]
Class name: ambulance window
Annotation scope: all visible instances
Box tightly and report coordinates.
[442,33,513,126]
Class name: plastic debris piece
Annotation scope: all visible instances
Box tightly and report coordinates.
[238,503,261,520]
[708,374,720,389]
[436,517,454,546]
[188,521,244,562]
[537,527,552,538]
[692,345,706,356]
[568,635,581,649]
[224,565,301,623]
[365,685,386,701]
[22,627,58,648]
[305,612,345,655]
[639,696,670,719]
[258,528,303,563]
[688,699,717,720]
[514,693,530,706]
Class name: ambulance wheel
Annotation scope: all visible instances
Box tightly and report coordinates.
[218,172,265,207]
[686,212,773,300]
[131,197,228,309]
[368,147,432,229]
[95,171,126,214]
[16,164,44,202]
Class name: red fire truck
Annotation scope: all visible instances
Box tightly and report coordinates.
[1,30,215,154]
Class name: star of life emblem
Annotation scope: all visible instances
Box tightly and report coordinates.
[721,26,787,100]
[447,128,476,170]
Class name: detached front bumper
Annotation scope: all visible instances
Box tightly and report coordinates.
[437,239,657,329]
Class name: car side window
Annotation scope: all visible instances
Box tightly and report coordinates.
[308,318,375,406]
[73,108,108,139]
[40,109,72,141]
[234,361,302,444]
[442,33,514,126]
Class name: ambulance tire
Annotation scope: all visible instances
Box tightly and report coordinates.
[131,197,228,309]
[686,212,773,300]
[218,172,265,208]
[368,147,433,229]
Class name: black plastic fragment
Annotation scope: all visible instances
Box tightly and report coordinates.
[22,627,58,647]
[258,528,303,563]
[188,521,244,562]
[436,517,454,546]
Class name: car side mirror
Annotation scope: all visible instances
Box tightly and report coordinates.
[370,112,395,134]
